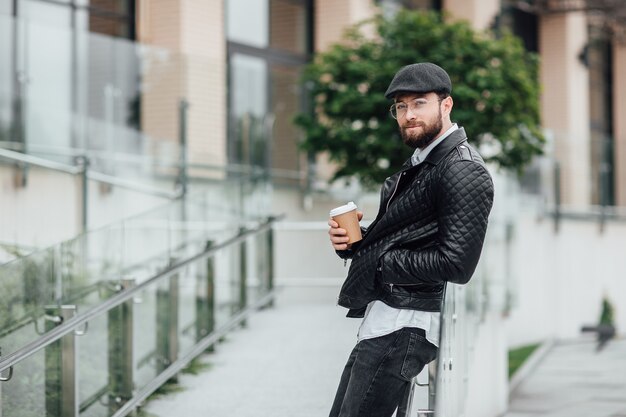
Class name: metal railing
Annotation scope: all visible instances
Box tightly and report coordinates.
[0,191,280,417]
[0,142,309,186]
[421,168,512,417]
[400,282,477,417]
[0,147,182,235]
[540,160,626,233]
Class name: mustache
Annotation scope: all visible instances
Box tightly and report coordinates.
[403,122,424,129]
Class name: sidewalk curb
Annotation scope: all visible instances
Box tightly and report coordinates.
[508,338,556,397]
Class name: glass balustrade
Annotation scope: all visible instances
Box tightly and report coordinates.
[426,170,514,417]
[0,185,276,417]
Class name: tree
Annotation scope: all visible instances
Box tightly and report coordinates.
[295,10,544,188]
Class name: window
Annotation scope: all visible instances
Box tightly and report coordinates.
[227,0,269,47]
[226,0,312,175]
[588,33,614,205]
[229,54,269,166]
[270,0,308,55]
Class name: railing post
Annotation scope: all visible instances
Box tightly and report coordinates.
[178,99,189,197]
[427,359,437,410]
[107,278,135,415]
[45,305,78,417]
[0,348,3,417]
[76,155,89,234]
[553,161,561,233]
[599,162,609,233]
[267,221,275,307]
[196,241,215,351]
[239,228,248,327]
[255,227,267,309]
[400,359,438,417]
[157,262,179,378]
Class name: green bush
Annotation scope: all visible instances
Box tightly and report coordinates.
[295,10,543,188]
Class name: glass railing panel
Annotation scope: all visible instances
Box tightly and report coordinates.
[247,229,272,306]
[0,14,12,142]
[17,17,73,152]
[0,349,47,417]
[0,247,57,356]
[1,12,285,216]
[119,206,177,277]
[1,214,277,417]
[132,284,160,392]
[430,168,512,416]
[0,13,211,202]
[0,186,272,358]
[176,263,200,357]
[215,244,239,329]
[77,312,108,417]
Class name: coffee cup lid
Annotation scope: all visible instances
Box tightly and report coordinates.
[330,201,357,217]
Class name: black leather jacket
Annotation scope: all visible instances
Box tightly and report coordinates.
[336,127,494,318]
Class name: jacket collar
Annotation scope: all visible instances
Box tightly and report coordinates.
[399,126,468,170]
[423,127,468,165]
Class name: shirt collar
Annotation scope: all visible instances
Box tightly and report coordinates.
[411,123,458,166]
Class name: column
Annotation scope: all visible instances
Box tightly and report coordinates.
[138,0,227,174]
[443,0,501,31]
[613,42,626,206]
[540,12,591,206]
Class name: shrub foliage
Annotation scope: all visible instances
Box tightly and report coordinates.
[295,10,544,188]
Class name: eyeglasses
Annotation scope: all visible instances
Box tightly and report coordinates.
[389,98,440,119]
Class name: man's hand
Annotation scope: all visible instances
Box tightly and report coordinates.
[328,211,363,251]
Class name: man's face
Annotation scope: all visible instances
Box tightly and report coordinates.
[393,92,444,149]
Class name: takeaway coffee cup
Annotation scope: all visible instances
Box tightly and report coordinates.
[330,201,362,245]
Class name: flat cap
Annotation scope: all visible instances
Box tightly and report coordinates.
[384,63,452,99]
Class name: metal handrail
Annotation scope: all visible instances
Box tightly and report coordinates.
[0,141,181,168]
[0,147,180,199]
[0,143,307,182]
[546,205,626,222]
[87,171,181,199]
[0,215,282,375]
[0,147,80,175]
[187,162,306,181]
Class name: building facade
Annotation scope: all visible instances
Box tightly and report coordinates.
[1,0,624,248]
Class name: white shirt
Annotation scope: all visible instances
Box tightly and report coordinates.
[357,123,459,347]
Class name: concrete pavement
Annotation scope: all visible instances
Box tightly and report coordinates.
[142,284,626,417]
[143,285,360,417]
[504,338,626,417]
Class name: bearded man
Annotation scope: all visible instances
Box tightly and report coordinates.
[327,63,495,417]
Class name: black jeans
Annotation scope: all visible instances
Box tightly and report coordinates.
[329,327,438,417]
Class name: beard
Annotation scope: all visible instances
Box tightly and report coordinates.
[400,108,443,149]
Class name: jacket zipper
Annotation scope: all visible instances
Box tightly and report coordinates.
[385,172,405,212]
[382,172,405,287]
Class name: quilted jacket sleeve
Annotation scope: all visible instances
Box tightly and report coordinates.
[381,160,494,285]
